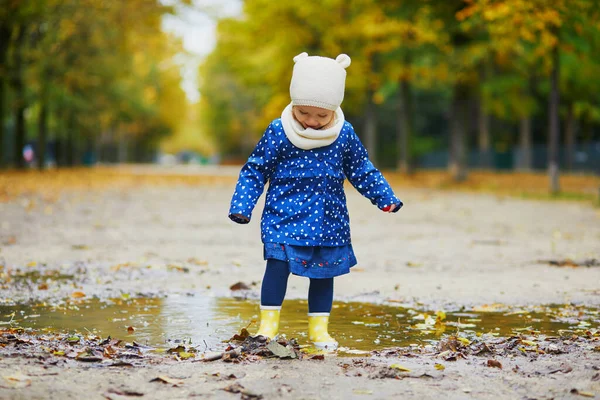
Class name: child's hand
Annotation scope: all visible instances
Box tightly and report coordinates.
[229,213,250,224]
[381,204,400,213]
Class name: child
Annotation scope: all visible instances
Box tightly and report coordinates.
[228,52,402,350]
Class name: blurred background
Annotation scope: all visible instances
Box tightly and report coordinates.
[0,0,599,191]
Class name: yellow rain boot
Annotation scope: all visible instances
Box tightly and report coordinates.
[308,313,338,350]
[254,306,281,339]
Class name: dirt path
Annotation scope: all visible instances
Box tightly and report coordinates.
[0,167,599,399]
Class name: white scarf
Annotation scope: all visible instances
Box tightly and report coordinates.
[280,103,345,150]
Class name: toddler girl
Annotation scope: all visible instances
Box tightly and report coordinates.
[229,52,402,350]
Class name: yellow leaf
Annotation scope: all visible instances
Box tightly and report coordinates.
[458,337,471,346]
[27,261,37,267]
[390,364,411,372]
[577,391,595,398]
[2,372,32,388]
[178,352,195,360]
[71,291,86,298]
[521,340,537,346]
[434,363,445,370]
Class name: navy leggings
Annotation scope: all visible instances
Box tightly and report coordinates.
[261,259,333,313]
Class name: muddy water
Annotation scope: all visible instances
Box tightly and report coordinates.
[1,296,598,353]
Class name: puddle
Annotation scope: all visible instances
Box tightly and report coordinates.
[0,296,598,354]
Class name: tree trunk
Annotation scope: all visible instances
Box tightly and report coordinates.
[449,85,468,182]
[396,79,413,174]
[364,89,377,166]
[118,130,128,163]
[37,84,49,170]
[477,63,491,169]
[548,42,560,194]
[518,116,532,171]
[564,102,575,171]
[0,75,6,168]
[477,101,491,169]
[66,112,76,166]
[11,25,26,170]
[0,24,10,168]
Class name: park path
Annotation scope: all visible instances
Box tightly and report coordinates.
[1,165,598,309]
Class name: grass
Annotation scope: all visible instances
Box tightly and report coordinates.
[383,169,600,206]
[0,167,598,206]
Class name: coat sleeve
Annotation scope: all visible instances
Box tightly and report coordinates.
[228,123,281,223]
[342,125,403,212]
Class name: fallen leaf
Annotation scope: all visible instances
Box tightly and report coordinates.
[71,291,86,298]
[127,326,135,334]
[222,383,262,399]
[67,336,80,344]
[229,327,251,342]
[487,360,502,369]
[223,383,245,393]
[2,372,32,389]
[37,283,48,290]
[105,388,144,397]
[76,349,102,362]
[187,258,209,266]
[167,345,186,354]
[267,341,296,359]
[434,363,445,370]
[389,363,411,372]
[570,389,595,398]
[353,389,373,395]
[230,282,251,291]
[178,352,195,360]
[150,376,185,386]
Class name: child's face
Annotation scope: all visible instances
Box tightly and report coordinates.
[292,106,335,130]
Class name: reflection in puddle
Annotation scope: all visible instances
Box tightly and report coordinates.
[1,296,598,353]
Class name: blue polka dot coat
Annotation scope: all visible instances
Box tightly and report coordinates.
[228,118,403,247]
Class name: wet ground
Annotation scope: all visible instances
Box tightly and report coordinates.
[0,167,599,399]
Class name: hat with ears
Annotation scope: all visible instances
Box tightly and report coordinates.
[289,52,351,111]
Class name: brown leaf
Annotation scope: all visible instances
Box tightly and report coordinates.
[167,345,186,354]
[229,328,251,343]
[127,326,135,334]
[150,376,185,386]
[71,291,86,298]
[230,282,251,291]
[76,353,102,362]
[2,372,32,389]
[487,359,502,369]
[222,383,263,399]
[223,383,245,393]
[106,388,144,397]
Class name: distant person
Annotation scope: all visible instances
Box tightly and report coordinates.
[228,52,402,350]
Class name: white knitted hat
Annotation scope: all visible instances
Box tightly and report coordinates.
[289,52,351,111]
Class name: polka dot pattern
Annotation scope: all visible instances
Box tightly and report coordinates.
[229,119,402,246]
